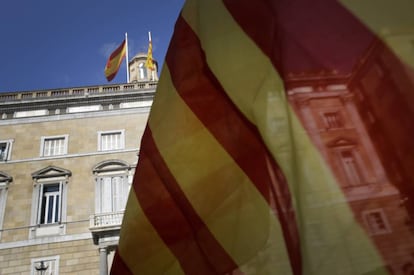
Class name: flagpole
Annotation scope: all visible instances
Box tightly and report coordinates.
[125,32,130,83]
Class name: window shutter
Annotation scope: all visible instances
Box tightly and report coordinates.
[37,184,44,224]
[101,177,113,213]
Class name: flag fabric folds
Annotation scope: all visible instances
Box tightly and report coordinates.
[145,39,155,71]
[104,39,126,82]
[112,0,414,274]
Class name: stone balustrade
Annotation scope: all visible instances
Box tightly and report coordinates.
[0,81,158,102]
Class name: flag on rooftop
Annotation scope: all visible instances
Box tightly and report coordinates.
[104,39,127,82]
[111,0,414,274]
[145,32,155,71]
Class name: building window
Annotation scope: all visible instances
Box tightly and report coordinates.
[323,112,343,129]
[328,138,367,188]
[40,135,68,157]
[31,255,60,275]
[138,62,147,80]
[340,150,364,186]
[30,166,71,238]
[363,209,391,235]
[0,172,12,239]
[38,183,62,225]
[98,130,125,151]
[94,161,132,213]
[0,139,13,161]
[97,175,130,213]
[92,160,132,227]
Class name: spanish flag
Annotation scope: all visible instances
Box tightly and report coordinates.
[112,0,414,274]
[104,39,126,82]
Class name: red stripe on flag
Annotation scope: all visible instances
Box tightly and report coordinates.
[106,72,118,82]
[105,39,126,82]
[224,0,414,269]
[166,16,302,275]
[110,248,133,275]
[109,40,126,60]
[135,126,240,275]
[223,0,374,80]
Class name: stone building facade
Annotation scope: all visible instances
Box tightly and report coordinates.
[286,36,414,274]
[0,81,156,274]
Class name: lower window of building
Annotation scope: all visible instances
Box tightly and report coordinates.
[30,166,71,238]
[38,183,62,225]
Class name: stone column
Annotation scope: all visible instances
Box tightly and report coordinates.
[99,247,108,275]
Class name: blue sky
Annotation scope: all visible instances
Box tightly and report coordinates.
[0,0,184,92]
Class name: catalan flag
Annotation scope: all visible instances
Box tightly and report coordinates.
[104,39,126,82]
[145,37,155,71]
[112,0,414,274]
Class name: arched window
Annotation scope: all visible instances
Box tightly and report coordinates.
[138,62,147,80]
[93,160,133,215]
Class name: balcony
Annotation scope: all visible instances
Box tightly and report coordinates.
[89,211,124,245]
[89,211,124,231]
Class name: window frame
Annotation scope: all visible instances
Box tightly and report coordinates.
[37,182,63,225]
[96,172,130,213]
[97,130,125,151]
[339,149,364,186]
[40,135,68,157]
[0,139,14,162]
[0,172,12,240]
[93,160,132,214]
[322,111,343,129]
[362,208,392,235]
[138,62,147,80]
[328,138,367,187]
[32,178,67,228]
[30,166,71,238]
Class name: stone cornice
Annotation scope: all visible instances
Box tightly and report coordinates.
[0,82,157,120]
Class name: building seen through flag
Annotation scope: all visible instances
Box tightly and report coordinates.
[111,0,414,274]
[104,39,127,82]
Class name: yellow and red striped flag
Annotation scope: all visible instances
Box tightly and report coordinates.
[145,38,155,71]
[104,39,126,82]
[112,0,414,274]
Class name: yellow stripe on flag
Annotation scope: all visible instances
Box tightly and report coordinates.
[113,0,414,274]
[118,188,185,274]
[182,0,386,273]
[104,39,126,82]
[145,41,155,71]
[148,65,293,273]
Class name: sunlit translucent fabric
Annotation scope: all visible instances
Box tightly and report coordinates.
[111,0,414,274]
[105,39,126,82]
[145,40,156,71]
